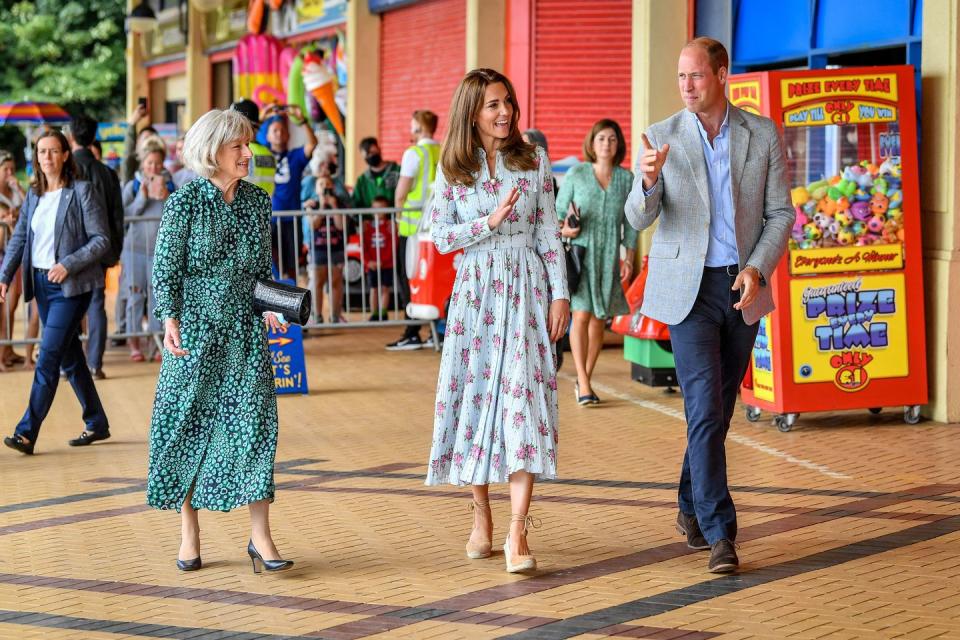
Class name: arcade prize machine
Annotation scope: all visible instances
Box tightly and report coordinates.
[729,65,927,432]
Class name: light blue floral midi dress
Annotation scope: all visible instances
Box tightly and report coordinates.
[425,146,568,486]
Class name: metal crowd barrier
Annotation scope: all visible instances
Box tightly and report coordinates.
[0,207,438,350]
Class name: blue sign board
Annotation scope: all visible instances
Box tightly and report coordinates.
[268,323,309,395]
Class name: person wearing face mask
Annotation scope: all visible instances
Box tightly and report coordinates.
[122,139,174,362]
[387,110,440,351]
[301,144,351,323]
[262,104,318,281]
[353,137,399,210]
[556,119,636,406]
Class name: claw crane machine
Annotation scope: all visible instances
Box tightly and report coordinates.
[729,65,927,431]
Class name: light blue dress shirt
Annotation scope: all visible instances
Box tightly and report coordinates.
[692,107,739,267]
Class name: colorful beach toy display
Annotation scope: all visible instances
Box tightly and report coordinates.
[728,65,927,431]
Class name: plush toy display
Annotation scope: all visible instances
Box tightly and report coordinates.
[788,159,904,250]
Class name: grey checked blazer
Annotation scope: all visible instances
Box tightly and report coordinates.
[624,104,794,326]
[0,181,110,301]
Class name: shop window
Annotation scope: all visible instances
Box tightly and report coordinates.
[165,100,186,131]
[212,61,234,110]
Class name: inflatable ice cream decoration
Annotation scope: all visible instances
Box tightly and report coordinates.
[301,51,344,137]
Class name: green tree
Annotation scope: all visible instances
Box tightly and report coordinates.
[0,0,126,121]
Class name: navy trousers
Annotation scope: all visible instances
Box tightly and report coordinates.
[86,285,107,370]
[669,268,759,544]
[14,270,109,443]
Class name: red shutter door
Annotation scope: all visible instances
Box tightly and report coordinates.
[379,0,466,161]
[532,0,633,164]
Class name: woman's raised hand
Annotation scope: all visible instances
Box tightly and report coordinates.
[487,187,520,230]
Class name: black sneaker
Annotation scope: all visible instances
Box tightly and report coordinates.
[676,511,710,550]
[90,368,106,381]
[68,431,111,447]
[708,539,739,573]
[110,338,127,348]
[386,335,423,351]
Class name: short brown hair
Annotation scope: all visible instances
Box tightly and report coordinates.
[440,69,536,188]
[412,110,438,135]
[583,119,626,166]
[683,37,729,74]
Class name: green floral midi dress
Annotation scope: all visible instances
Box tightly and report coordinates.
[555,162,637,319]
[147,178,278,512]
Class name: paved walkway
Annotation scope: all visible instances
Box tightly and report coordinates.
[0,328,957,639]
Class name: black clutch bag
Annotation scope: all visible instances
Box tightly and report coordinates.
[253,279,312,326]
[564,242,586,294]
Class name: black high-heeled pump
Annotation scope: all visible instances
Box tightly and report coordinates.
[247,540,293,574]
[176,557,202,571]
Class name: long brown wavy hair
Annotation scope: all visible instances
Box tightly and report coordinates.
[440,69,536,187]
[32,129,78,196]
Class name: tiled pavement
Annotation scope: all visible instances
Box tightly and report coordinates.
[0,327,958,639]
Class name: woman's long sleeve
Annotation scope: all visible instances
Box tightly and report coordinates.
[555,166,575,221]
[152,191,190,322]
[256,189,274,281]
[429,166,493,254]
[534,147,568,301]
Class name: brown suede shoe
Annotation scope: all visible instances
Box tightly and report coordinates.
[708,539,739,573]
[676,511,710,550]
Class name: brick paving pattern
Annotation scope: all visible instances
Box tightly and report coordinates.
[0,328,957,639]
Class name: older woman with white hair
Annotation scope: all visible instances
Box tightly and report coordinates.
[147,109,293,574]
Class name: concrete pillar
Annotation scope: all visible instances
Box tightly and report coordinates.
[631,0,689,257]
[467,0,505,72]
[185,3,211,129]
[125,0,149,120]
[919,0,960,423]
[346,0,381,185]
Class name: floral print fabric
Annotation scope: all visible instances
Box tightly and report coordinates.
[147,178,278,512]
[555,162,637,319]
[426,146,568,487]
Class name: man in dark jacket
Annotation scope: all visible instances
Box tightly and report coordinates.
[67,114,124,380]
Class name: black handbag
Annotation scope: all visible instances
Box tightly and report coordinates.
[565,242,586,294]
[253,279,312,326]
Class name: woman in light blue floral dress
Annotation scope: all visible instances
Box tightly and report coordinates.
[425,69,570,574]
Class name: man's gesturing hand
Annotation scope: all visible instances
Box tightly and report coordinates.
[639,133,670,190]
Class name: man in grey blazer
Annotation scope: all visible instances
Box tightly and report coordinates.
[625,38,793,572]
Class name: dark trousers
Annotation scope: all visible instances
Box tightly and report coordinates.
[668,268,759,544]
[15,271,109,443]
[396,234,421,339]
[85,285,107,370]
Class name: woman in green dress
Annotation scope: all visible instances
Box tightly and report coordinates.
[148,109,293,574]
[556,119,637,406]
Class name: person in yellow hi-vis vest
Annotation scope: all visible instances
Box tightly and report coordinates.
[231,99,276,197]
[387,110,441,351]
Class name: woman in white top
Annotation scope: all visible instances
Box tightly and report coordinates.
[0,130,111,455]
[0,150,28,370]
